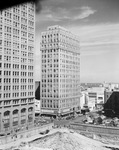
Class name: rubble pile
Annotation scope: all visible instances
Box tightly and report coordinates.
[29,129,115,150]
[7,129,119,150]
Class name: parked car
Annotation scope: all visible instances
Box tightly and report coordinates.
[0,133,5,136]
[39,129,49,135]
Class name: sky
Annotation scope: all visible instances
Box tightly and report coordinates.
[35,0,119,83]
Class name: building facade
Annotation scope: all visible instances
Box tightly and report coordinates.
[0,3,35,133]
[40,25,80,117]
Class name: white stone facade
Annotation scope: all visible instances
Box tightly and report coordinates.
[40,25,80,117]
[0,3,35,132]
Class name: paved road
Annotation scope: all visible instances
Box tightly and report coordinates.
[54,115,86,127]
[35,114,87,127]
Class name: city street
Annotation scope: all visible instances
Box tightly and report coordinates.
[53,115,86,127]
[35,111,99,127]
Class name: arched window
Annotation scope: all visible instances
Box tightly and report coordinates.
[4,111,10,116]
[21,108,26,114]
[28,107,33,112]
[13,109,18,115]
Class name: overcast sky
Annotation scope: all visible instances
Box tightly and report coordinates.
[35,0,119,83]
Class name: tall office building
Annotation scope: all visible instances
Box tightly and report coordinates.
[41,25,80,117]
[0,3,35,132]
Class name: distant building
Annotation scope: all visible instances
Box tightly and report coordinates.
[81,83,103,90]
[0,3,35,132]
[40,25,80,117]
[103,82,119,91]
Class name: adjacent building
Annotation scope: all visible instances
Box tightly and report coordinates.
[87,87,105,110]
[40,25,80,117]
[0,3,35,132]
[103,82,119,103]
[104,89,114,104]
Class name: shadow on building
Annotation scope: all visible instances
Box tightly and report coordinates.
[103,92,119,117]
[35,81,40,100]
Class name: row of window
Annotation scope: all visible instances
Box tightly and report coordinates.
[42,53,79,60]
[0,78,34,83]
[42,74,59,78]
[1,13,34,25]
[42,74,79,79]
[42,49,58,53]
[0,97,34,106]
[42,64,79,69]
[2,85,34,91]
[0,63,33,70]
[41,36,79,45]
[1,91,34,98]
[0,41,34,51]
[42,31,78,41]
[2,63,33,70]
[41,100,59,108]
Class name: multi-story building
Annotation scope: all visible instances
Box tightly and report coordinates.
[40,25,80,118]
[0,3,35,133]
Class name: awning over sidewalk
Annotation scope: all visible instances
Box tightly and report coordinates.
[41,112,57,116]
